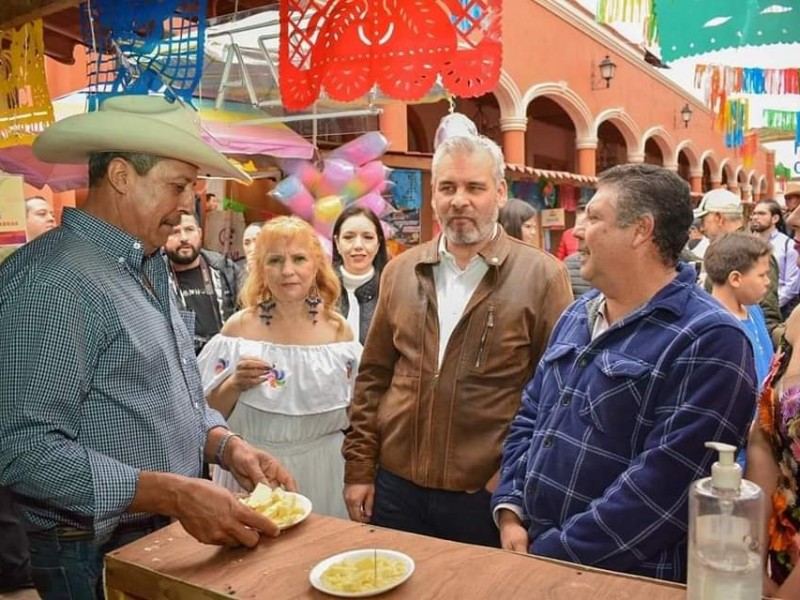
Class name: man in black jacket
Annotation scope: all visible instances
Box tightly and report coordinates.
[164,213,242,354]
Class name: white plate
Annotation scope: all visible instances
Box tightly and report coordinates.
[242,491,313,530]
[309,549,414,598]
[276,492,312,530]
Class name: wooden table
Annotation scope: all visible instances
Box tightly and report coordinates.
[104,515,686,599]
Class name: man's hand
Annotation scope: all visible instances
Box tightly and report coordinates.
[225,437,297,493]
[498,509,529,553]
[173,477,279,547]
[344,483,374,523]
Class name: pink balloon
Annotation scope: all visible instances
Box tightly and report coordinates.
[288,192,316,221]
[343,161,389,201]
[294,162,323,196]
[270,175,315,221]
[319,158,356,197]
[328,132,389,166]
[316,232,333,257]
[380,220,393,240]
[354,193,391,216]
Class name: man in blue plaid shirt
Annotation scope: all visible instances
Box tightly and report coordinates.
[0,96,296,600]
[492,164,757,583]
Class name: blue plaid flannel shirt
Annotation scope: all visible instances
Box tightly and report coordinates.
[492,264,757,582]
[0,208,227,541]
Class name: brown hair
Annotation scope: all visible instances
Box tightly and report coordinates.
[239,216,341,324]
[498,198,537,241]
[704,232,773,286]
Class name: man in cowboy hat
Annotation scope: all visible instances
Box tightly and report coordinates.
[0,95,296,599]
[784,181,800,226]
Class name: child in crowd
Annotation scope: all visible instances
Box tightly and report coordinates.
[705,232,774,469]
[705,232,774,389]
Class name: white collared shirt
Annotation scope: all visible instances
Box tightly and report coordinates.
[432,226,497,368]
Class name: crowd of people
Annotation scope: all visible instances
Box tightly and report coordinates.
[3,94,800,600]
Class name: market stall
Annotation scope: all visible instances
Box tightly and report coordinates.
[104,515,685,599]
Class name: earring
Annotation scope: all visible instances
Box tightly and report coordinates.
[305,286,322,324]
[259,300,276,326]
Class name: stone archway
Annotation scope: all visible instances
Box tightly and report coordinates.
[521,82,593,141]
[526,96,579,171]
[719,158,734,190]
[640,126,675,168]
[701,151,719,193]
[593,109,641,165]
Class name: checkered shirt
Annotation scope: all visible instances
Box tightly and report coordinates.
[492,264,757,582]
[0,208,227,541]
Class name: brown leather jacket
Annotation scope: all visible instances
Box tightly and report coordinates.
[343,229,574,491]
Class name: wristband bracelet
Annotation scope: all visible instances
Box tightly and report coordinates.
[215,431,243,470]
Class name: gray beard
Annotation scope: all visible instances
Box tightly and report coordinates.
[444,221,495,245]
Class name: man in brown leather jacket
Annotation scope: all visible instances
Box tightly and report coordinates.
[342,134,573,547]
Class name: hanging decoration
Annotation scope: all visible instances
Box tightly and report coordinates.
[269,132,394,238]
[775,163,792,182]
[595,0,657,45]
[656,0,800,63]
[81,0,207,110]
[724,99,749,149]
[742,132,759,170]
[0,20,54,149]
[278,0,503,111]
[695,64,800,99]
[763,110,799,132]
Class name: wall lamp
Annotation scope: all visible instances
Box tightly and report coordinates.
[680,103,693,128]
[591,55,617,90]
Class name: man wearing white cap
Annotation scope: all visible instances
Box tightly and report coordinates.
[695,188,783,345]
[0,95,296,599]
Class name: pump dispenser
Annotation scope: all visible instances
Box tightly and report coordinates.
[686,442,764,599]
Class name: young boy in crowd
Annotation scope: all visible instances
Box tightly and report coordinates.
[705,232,773,468]
[705,232,774,390]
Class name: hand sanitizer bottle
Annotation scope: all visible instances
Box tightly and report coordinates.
[686,441,764,599]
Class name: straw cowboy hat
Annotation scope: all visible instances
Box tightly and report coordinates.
[785,181,800,198]
[33,95,250,182]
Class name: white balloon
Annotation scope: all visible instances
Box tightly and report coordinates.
[434,113,479,149]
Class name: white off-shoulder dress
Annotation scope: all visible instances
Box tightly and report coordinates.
[197,335,362,519]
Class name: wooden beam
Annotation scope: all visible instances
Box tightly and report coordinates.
[0,0,82,31]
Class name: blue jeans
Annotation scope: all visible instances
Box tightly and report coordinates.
[371,469,500,548]
[27,518,169,600]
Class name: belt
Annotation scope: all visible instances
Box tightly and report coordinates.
[39,516,170,542]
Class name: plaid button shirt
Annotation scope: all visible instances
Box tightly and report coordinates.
[0,208,226,541]
[492,264,757,582]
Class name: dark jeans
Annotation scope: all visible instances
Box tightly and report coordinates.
[27,517,169,600]
[0,486,31,589]
[371,469,500,548]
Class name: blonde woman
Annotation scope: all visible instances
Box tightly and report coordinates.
[197,217,361,518]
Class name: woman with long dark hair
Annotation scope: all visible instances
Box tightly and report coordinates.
[331,205,390,344]
[498,198,540,248]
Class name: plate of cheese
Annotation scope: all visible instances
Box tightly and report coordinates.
[309,549,414,597]
[240,483,312,530]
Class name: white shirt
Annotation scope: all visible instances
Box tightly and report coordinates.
[432,228,495,368]
[769,229,800,308]
[340,267,374,340]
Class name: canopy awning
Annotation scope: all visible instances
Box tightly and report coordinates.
[505,163,598,186]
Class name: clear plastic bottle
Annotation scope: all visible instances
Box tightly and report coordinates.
[686,441,764,599]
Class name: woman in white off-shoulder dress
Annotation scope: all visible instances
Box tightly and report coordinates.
[197,216,361,519]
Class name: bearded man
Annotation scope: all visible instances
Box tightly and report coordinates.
[164,213,242,353]
[342,134,573,547]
